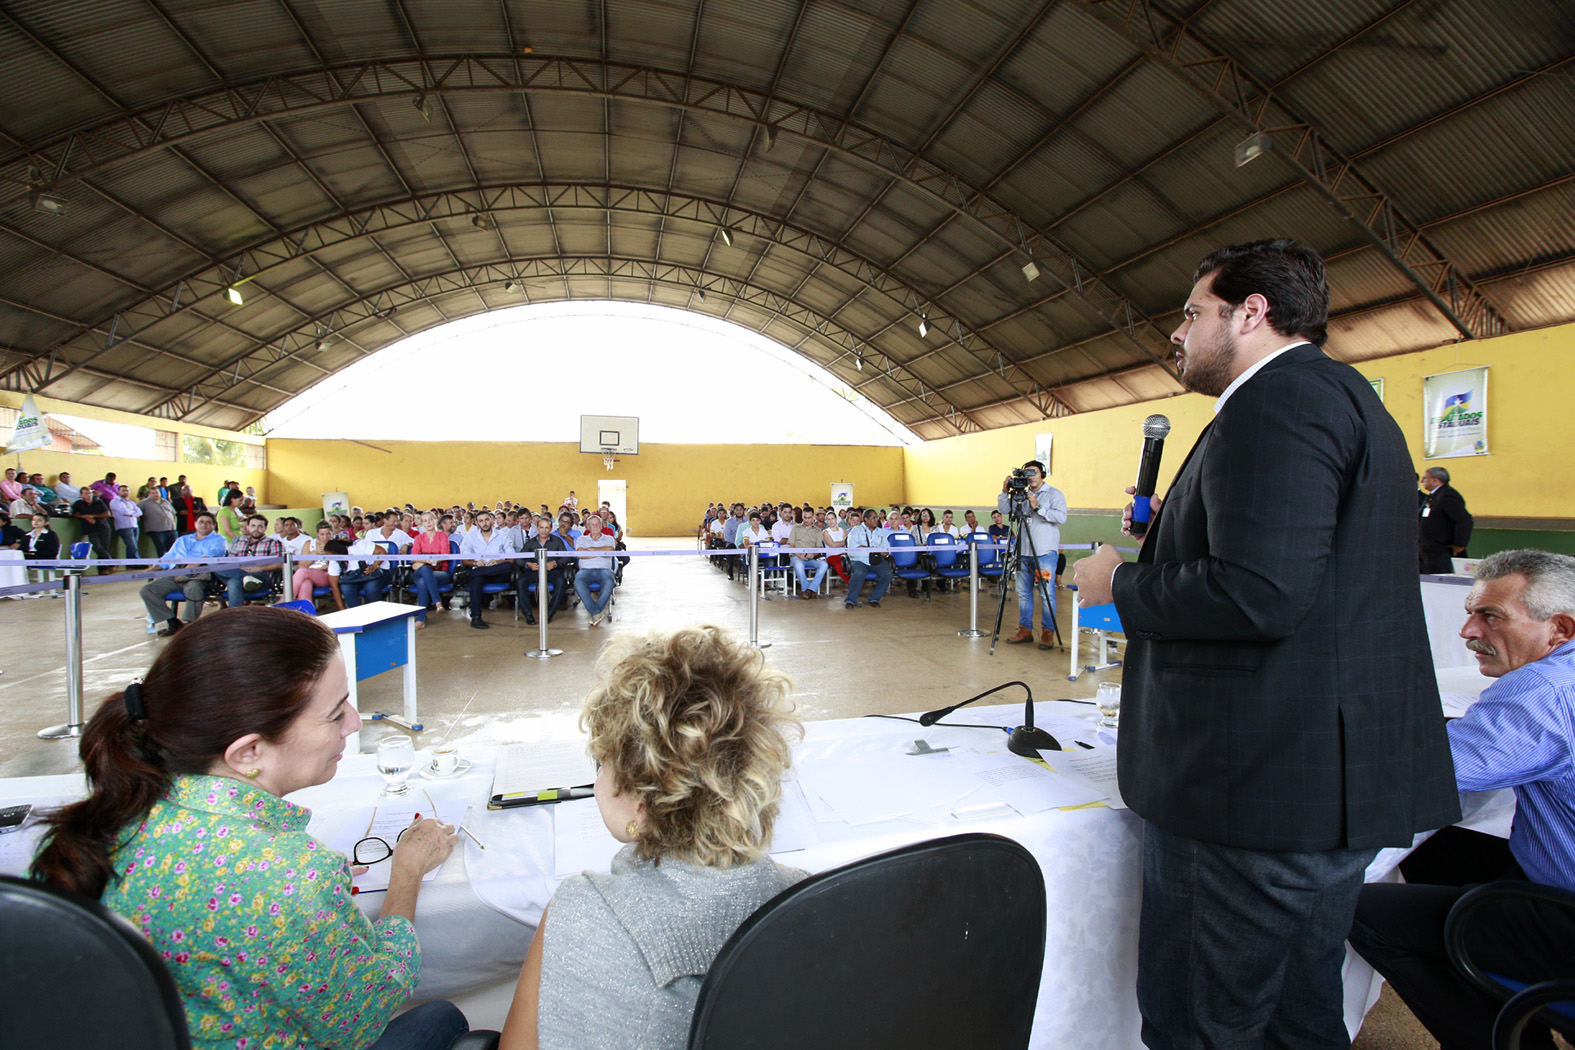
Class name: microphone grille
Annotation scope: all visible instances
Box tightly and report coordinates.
[1143,414,1172,439]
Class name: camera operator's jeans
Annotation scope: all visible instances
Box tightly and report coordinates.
[1016,553,1057,628]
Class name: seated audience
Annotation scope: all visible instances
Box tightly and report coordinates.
[1348,549,1575,1050]
[29,473,61,509]
[521,515,569,625]
[408,511,453,629]
[499,625,805,1050]
[788,508,827,598]
[216,513,285,607]
[460,509,517,629]
[574,514,619,627]
[845,507,895,608]
[341,530,393,609]
[823,509,850,584]
[139,512,234,636]
[292,522,344,608]
[734,511,769,552]
[31,606,469,1050]
[138,486,179,559]
[10,485,47,522]
[52,470,81,506]
[276,516,311,557]
[0,509,23,550]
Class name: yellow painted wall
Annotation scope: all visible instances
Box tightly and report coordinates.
[265,439,906,535]
[1,391,267,505]
[906,321,1575,520]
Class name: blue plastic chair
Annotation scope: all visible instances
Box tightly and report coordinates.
[887,533,932,599]
[970,531,1007,583]
[69,541,90,560]
[927,532,971,587]
[275,599,317,616]
[752,540,791,599]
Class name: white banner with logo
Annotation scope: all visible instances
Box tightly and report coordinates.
[322,492,350,517]
[829,483,854,510]
[1423,366,1489,460]
[4,394,50,454]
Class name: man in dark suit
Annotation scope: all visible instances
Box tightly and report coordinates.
[1074,239,1459,1049]
[1418,466,1473,573]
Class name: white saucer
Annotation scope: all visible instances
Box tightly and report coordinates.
[417,758,472,780]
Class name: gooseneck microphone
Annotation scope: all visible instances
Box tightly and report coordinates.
[919,681,1061,757]
[1129,414,1171,537]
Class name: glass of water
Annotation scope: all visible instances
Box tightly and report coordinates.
[376,736,416,797]
[1096,682,1122,729]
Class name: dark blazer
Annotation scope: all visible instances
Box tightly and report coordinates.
[1111,344,1459,852]
[1418,483,1472,573]
[23,528,60,560]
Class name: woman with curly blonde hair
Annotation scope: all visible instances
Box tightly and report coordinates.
[500,625,805,1050]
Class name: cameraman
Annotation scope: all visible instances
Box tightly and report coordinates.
[998,460,1068,649]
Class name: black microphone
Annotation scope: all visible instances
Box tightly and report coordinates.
[1129,414,1170,537]
[917,681,1061,757]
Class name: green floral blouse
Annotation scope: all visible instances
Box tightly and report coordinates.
[101,774,420,1049]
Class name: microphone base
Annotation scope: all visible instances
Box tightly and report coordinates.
[1008,725,1061,758]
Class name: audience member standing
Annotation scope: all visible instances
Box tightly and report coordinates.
[52,470,81,506]
[109,483,143,561]
[138,487,178,558]
[72,485,114,565]
[1418,466,1474,573]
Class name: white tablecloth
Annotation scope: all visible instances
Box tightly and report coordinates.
[0,548,26,590]
[8,701,1471,1046]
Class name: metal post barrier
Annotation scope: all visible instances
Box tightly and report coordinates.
[747,545,770,650]
[526,550,562,659]
[958,543,985,638]
[39,570,86,739]
[280,551,295,604]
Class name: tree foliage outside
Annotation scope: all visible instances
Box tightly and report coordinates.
[182,434,249,466]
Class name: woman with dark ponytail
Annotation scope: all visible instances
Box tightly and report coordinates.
[30,605,472,1050]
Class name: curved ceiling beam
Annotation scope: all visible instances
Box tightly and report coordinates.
[0,53,1178,381]
[1077,0,1510,341]
[144,256,986,436]
[5,182,1067,417]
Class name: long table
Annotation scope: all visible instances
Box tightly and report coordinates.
[0,701,1510,1047]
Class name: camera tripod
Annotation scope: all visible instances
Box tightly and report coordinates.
[988,486,1064,656]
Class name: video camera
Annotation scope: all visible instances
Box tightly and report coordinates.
[1006,467,1033,494]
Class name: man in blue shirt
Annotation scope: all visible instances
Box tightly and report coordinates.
[1350,549,1575,1050]
[844,508,894,608]
[137,511,230,635]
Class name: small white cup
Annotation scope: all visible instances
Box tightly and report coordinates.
[431,746,460,776]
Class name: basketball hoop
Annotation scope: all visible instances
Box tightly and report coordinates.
[602,448,616,471]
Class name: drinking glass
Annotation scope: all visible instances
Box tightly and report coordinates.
[376,736,416,797]
[1096,682,1121,729]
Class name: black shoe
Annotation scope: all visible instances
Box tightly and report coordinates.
[471,619,490,630]
[525,616,536,625]
[157,619,182,637]
[870,600,881,608]
[425,603,436,612]
[440,599,451,611]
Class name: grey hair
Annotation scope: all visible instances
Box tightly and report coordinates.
[1474,549,1575,621]
[1424,467,1450,483]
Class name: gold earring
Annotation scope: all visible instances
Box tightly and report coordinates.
[625,820,639,839]
[244,768,260,778]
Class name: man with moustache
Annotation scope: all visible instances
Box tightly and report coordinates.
[1349,550,1575,1050]
[1073,239,1457,1049]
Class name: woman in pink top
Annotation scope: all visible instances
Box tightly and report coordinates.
[291,522,346,609]
[408,511,453,628]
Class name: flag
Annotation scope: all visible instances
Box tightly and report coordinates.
[4,394,50,454]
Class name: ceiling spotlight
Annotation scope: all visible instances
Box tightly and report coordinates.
[855,355,863,371]
[1234,131,1272,167]
[414,94,433,122]
[917,315,929,339]
[719,227,733,247]
[1022,259,1040,282]
[471,213,492,230]
[762,124,779,152]
[29,189,67,215]
[696,288,707,302]
[315,338,331,352]
[503,279,518,293]
[225,286,245,307]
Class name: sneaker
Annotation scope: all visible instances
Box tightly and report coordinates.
[470,619,490,630]
[844,601,858,608]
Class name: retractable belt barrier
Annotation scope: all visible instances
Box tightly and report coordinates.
[5,541,1140,741]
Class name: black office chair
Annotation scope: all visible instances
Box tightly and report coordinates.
[0,874,192,1049]
[0,875,501,1050]
[1445,881,1575,1050]
[688,832,1046,1050]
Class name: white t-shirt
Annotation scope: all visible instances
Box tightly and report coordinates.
[770,519,794,543]
[279,532,311,556]
[575,531,618,571]
[822,525,846,547]
[371,528,412,551]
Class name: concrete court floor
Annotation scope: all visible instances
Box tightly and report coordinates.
[0,536,1116,777]
[0,535,1461,1047]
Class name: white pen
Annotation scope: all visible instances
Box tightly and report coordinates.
[458,823,486,850]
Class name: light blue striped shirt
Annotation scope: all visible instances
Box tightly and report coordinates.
[1448,639,1575,891]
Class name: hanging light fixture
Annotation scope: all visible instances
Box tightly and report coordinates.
[917,313,929,339]
[225,286,245,307]
[719,227,733,247]
[414,94,433,122]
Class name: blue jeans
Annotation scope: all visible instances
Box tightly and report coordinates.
[214,567,278,607]
[115,526,140,559]
[365,1000,468,1050]
[146,530,177,558]
[1137,820,1377,1050]
[409,565,452,621]
[575,567,615,615]
[845,558,893,605]
[1015,553,1057,628]
[792,556,828,593]
[339,570,386,607]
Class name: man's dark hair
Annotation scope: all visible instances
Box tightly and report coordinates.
[1193,238,1330,347]
[246,514,268,526]
[194,511,216,525]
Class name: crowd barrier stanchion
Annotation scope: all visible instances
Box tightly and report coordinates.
[280,551,295,604]
[526,553,562,660]
[747,545,770,650]
[958,544,986,638]
[38,570,86,740]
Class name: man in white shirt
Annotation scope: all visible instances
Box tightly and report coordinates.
[573,514,619,626]
[276,517,311,557]
[460,509,517,629]
[845,508,895,608]
[53,471,81,505]
[109,484,144,561]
